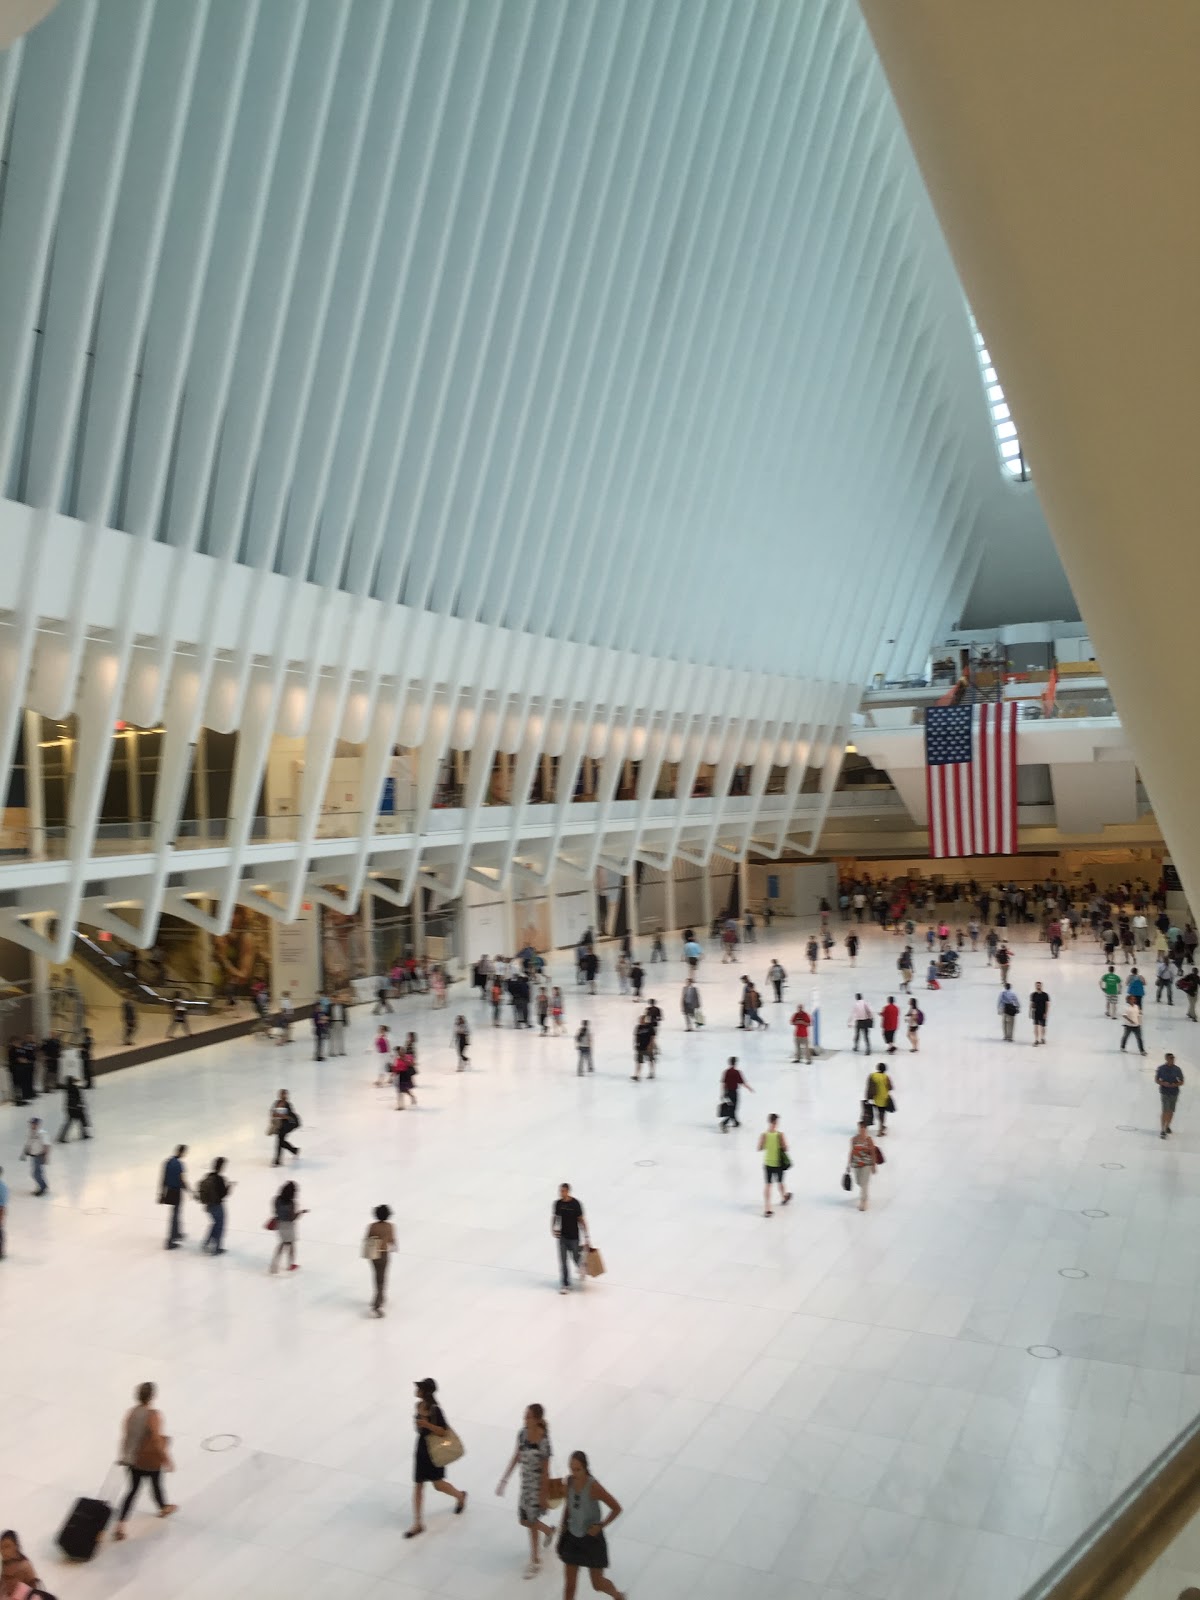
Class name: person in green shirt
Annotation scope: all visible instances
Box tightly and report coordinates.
[756,1114,792,1217]
[1100,966,1122,1019]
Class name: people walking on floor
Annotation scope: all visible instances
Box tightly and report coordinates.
[806,936,819,974]
[1156,956,1176,1005]
[575,1022,593,1075]
[269,1090,300,1164]
[57,1076,90,1141]
[328,995,348,1055]
[681,979,701,1031]
[632,1013,655,1081]
[1156,1054,1184,1138]
[1030,981,1050,1045]
[373,978,393,1014]
[491,975,504,1025]
[998,983,1020,1041]
[407,1378,467,1537]
[112,1381,177,1540]
[78,1027,94,1089]
[453,1014,470,1068]
[198,1157,233,1254]
[553,1183,590,1293]
[1120,999,1147,1056]
[537,987,551,1034]
[790,1003,812,1063]
[1101,966,1122,1018]
[1127,968,1146,1009]
[278,991,294,1041]
[651,933,665,963]
[768,959,786,1003]
[159,1144,190,1249]
[364,1203,396,1316]
[557,1450,625,1600]
[1180,966,1200,1022]
[757,1113,791,1216]
[881,996,900,1053]
[120,999,136,1045]
[683,934,702,972]
[629,961,644,1001]
[0,1529,39,1594]
[985,928,998,965]
[905,998,923,1051]
[21,1118,48,1195]
[268,1180,306,1273]
[898,946,914,991]
[394,1042,417,1108]
[845,932,859,966]
[996,944,1012,985]
[165,996,190,1039]
[743,982,767,1030]
[311,1006,329,1060]
[849,994,873,1053]
[497,1404,555,1579]
[40,1031,61,1091]
[847,1117,880,1211]
[866,1063,893,1134]
[551,987,565,1034]
[719,1057,751,1130]
[373,1025,392,1085]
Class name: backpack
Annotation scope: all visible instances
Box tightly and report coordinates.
[914,1008,925,1026]
[197,1172,219,1206]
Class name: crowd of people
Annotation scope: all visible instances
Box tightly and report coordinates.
[3,869,1196,1595]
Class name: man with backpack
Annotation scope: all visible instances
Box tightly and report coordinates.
[1179,966,1200,1022]
[197,1158,234,1255]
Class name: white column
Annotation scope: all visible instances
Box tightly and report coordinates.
[701,869,713,931]
[664,868,678,937]
[195,726,210,839]
[412,882,425,957]
[24,710,45,858]
[739,855,750,917]
[626,870,638,941]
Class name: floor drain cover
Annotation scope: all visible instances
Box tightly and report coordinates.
[1082,1209,1109,1218]
[1058,1268,1088,1279]
[201,1434,241,1453]
[635,1159,657,1167]
[1027,1345,1061,1360]
[1100,1162,1125,1170]
[83,1206,109,1216]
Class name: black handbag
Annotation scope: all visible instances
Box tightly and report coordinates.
[841,1171,852,1192]
[886,1094,896,1113]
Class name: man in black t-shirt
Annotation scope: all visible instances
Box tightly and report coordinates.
[552,1183,589,1294]
[199,1157,234,1254]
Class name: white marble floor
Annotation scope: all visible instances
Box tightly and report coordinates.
[3,916,1199,1600]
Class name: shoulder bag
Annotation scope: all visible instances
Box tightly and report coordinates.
[427,1427,465,1471]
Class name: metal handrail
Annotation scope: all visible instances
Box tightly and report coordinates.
[1018,1410,1200,1599]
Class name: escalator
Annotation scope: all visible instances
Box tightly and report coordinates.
[71,932,212,1017]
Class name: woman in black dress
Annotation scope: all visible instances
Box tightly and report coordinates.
[558,1450,624,1598]
[406,1378,466,1537]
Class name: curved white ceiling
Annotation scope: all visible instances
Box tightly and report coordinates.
[0,0,1024,683]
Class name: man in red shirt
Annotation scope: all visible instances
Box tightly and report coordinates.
[881,995,900,1054]
[790,1005,812,1063]
[720,1057,752,1130]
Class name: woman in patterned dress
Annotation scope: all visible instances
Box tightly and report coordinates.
[496,1403,555,1577]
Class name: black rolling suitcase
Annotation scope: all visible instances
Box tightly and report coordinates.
[56,1493,112,1560]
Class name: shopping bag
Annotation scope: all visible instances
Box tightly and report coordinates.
[584,1246,605,1278]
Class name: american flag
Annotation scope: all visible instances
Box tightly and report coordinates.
[924,701,1018,858]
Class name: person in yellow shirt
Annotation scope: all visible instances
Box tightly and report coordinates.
[865,1065,894,1135]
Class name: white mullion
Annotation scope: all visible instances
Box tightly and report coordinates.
[0,0,98,826]
[120,0,262,542]
[145,0,311,714]
[575,0,758,649]
[0,0,98,478]
[24,0,155,510]
[618,0,802,655]
[492,0,682,635]
[459,0,636,628]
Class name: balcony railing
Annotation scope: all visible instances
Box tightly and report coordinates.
[1019,1407,1200,1599]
